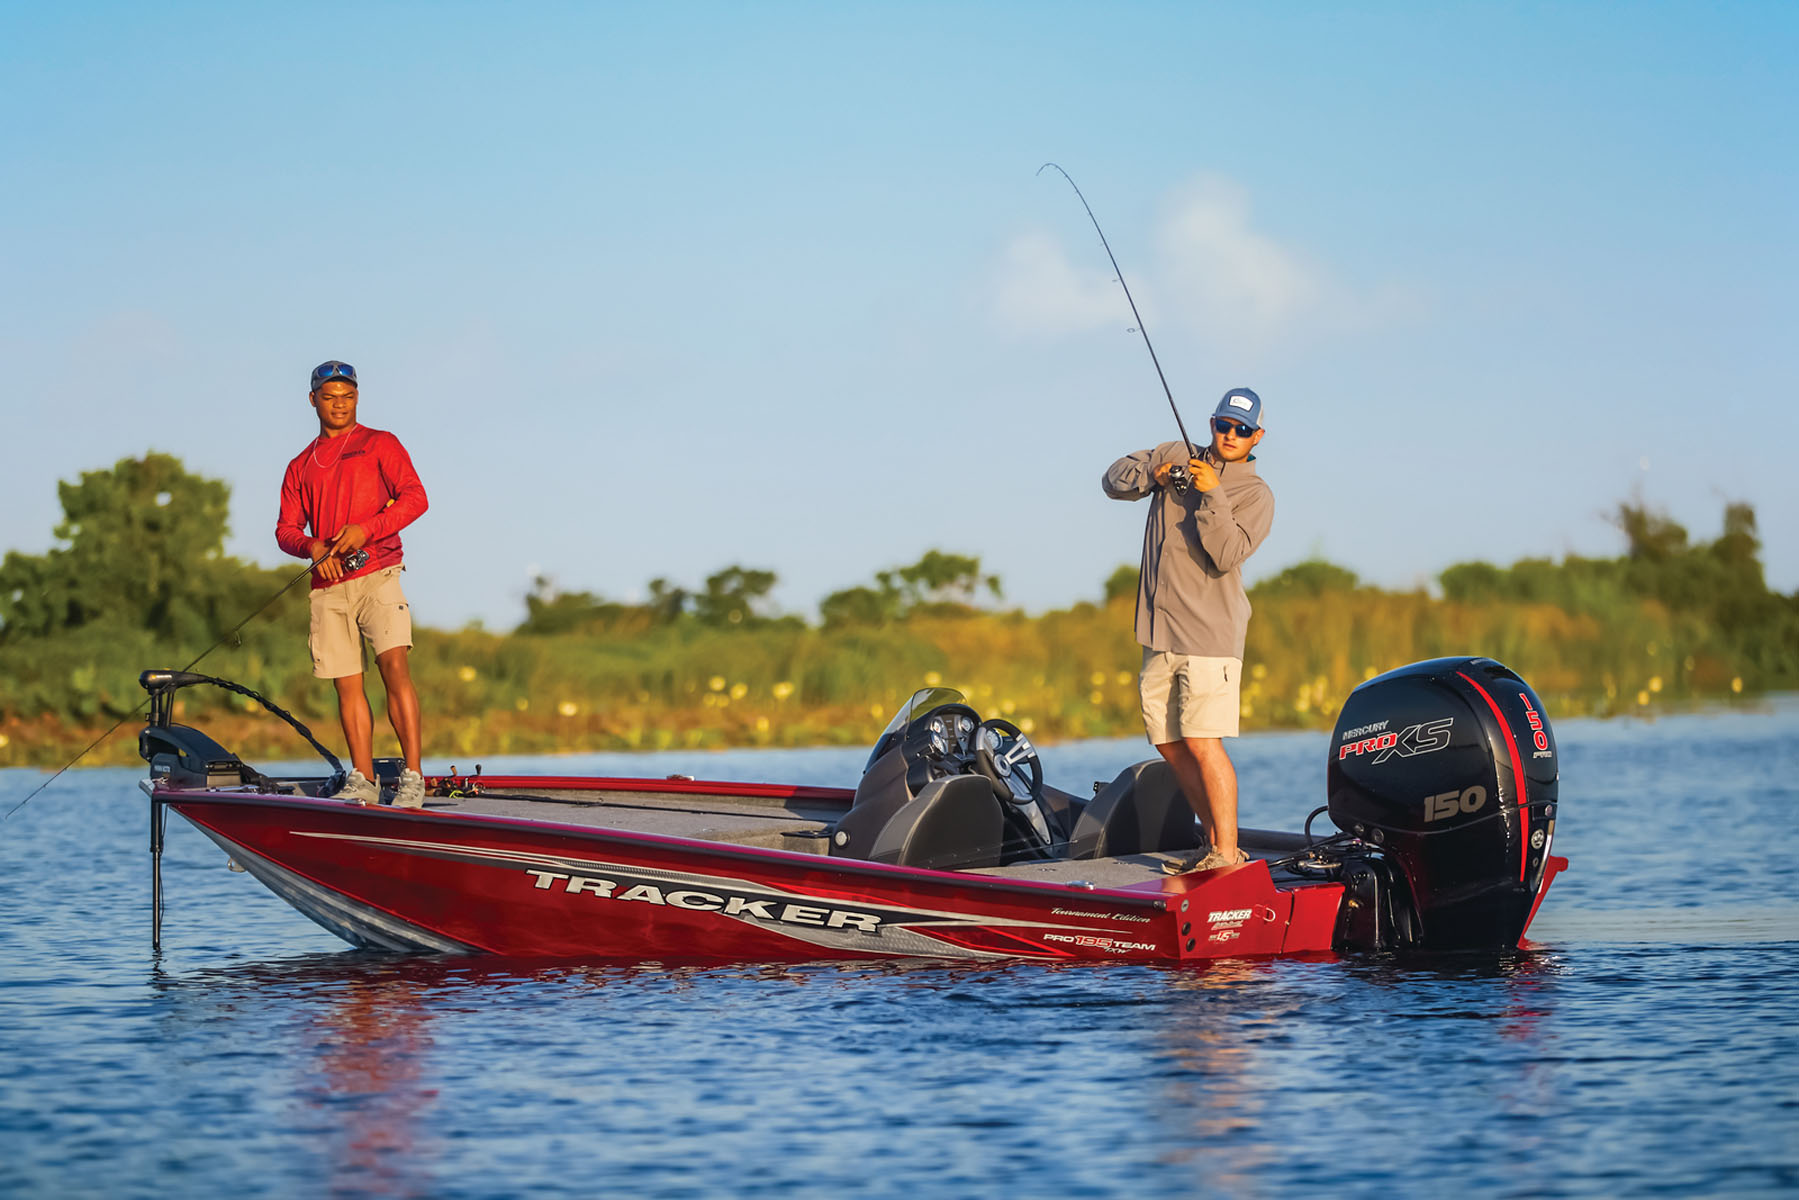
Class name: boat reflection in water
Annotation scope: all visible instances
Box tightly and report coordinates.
[301,965,438,1196]
[140,944,1576,1196]
[151,955,446,1196]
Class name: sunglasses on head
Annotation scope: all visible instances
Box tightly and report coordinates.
[312,363,357,386]
[1212,417,1256,437]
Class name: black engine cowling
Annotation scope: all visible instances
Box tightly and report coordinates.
[1328,656,1560,952]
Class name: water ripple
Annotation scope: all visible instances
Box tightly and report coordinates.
[3,705,1797,1196]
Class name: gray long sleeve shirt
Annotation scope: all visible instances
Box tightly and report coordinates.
[1103,442,1275,659]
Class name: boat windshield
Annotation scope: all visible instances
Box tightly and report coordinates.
[876,687,969,741]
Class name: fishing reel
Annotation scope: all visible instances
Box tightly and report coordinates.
[1167,464,1192,494]
[342,548,370,573]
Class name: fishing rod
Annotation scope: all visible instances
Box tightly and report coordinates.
[1,547,358,821]
[1038,163,1200,484]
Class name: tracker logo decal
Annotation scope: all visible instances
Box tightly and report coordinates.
[1205,907,1253,942]
[525,870,883,931]
[288,830,1066,961]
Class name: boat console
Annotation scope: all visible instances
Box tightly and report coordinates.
[830,687,1082,869]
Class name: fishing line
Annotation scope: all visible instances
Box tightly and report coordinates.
[2,552,332,821]
[1038,162,1197,459]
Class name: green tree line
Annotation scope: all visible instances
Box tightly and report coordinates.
[2,454,1794,766]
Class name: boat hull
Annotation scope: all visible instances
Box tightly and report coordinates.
[162,790,1351,964]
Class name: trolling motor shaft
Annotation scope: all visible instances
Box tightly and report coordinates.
[150,792,165,952]
[139,667,353,952]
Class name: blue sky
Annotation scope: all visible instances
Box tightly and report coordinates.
[4,2,1794,629]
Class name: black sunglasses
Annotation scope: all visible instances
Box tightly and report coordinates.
[1212,417,1257,437]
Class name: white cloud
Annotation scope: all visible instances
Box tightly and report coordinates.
[992,174,1408,349]
[1155,175,1324,344]
[989,229,1135,336]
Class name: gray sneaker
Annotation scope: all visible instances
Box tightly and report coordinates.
[1161,850,1209,876]
[328,768,381,806]
[393,768,427,809]
[1161,847,1248,876]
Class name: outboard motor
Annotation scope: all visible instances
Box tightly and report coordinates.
[1327,656,1560,952]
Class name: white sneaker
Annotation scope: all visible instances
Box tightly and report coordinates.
[328,768,381,806]
[393,768,427,809]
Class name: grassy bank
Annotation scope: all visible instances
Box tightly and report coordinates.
[3,455,1791,769]
[0,587,1780,769]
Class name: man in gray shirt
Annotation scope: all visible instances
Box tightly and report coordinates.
[1103,388,1275,873]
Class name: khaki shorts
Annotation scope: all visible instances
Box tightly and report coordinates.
[309,565,413,679]
[1140,649,1242,743]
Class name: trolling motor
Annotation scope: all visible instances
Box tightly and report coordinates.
[1322,656,1563,953]
[2,550,352,950]
[139,669,349,951]
[139,669,344,789]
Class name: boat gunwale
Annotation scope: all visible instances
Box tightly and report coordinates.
[150,782,1224,912]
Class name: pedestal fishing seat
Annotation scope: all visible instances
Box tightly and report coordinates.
[1067,759,1205,860]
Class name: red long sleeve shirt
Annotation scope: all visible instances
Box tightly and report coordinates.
[276,425,429,589]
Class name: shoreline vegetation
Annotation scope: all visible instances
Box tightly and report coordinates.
[3,454,1795,769]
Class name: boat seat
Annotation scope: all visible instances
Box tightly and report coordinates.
[865,775,1007,871]
[1066,759,1204,860]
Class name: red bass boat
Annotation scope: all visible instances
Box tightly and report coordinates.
[137,656,1566,963]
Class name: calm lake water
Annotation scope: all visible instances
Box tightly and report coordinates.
[3,700,1797,1197]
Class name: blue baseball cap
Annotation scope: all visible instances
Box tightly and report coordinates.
[310,360,358,391]
[1212,387,1262,430]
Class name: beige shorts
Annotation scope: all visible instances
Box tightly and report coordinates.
[309,565,413,679]
[1140,649,1242,743]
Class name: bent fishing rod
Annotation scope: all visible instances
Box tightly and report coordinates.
[2,547,355,821]
[1038,162,1200,472]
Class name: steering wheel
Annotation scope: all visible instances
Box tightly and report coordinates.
[975,718,1054,851]
[974,718,1045,805]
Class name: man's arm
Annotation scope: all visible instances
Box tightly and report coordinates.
[274,461,314,560]
[1192,481,1275,572]
[360,434,429,541]
[1103,446,1170,500]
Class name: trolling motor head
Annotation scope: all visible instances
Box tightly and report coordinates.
[140,669,213,694]
[1327,656,1561,952]
[137,668,345,793]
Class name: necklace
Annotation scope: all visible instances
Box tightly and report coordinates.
[310,427,358,471]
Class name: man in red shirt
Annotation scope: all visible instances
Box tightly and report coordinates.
[276,361,430,807]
